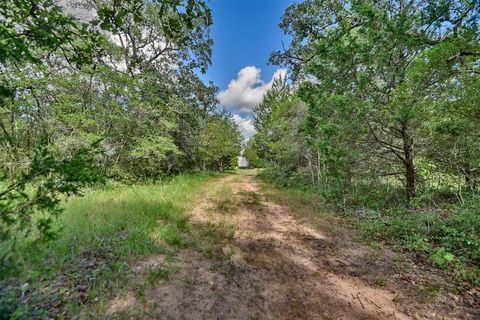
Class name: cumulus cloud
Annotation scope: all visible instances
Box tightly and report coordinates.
[218,66,287,112]
[232,114,256,141]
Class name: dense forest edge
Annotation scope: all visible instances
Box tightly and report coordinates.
[245,0,480,290]
[1,0,480,318]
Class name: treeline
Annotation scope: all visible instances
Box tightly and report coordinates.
[246,0,480,279]
[0,1,241,240]
[248,0,480,207]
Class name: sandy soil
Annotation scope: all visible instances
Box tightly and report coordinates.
[105,172,478,319]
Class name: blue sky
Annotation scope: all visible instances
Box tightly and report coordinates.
[200,0,294,140]
[202,0,292,88]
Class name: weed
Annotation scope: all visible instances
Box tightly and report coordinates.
[183,275,194,287]
[146,265,170,285]
[374,277,386,287]
[392,293,403,304]
[215,198,237,214]
[240,191,262,206]
[157,225,182,246]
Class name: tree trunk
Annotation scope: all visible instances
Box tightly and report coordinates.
[305,154,315,185]
[316,149,321,187]
[464,166,477,192]
[401,120,415,208]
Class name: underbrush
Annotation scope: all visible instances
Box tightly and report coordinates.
[357,199,480,287]
[257,170,480,288]
[0,174,214,319]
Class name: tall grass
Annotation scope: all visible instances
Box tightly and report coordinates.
[0,173,214,319]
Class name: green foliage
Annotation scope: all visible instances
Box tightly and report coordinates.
[0,140,103,242]
[243,138,262,168]
[0,0,241,246]
[0,284,51,320]
[265,0,480,206]
[0,0,105,247]
[431,248,455,267]
[146,265,170,285]
[91,0,212,73]
[249,76,309,178]
[0,0,232,185]
[197,114,242,172]
[0,0,102,67]
[130,135,182,178]
[0,2,244,316]
[357,199,480,284]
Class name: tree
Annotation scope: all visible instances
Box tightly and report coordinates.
[0,0,102,68]
[197,114,242,172]
[298,85,368,192]
[244,138,263,168]
[250,77,309,184]
[0,0,105,240]
[272,0,480,207]
[0,0,223,241]
[414,43,480,192]
[85,0,212,75]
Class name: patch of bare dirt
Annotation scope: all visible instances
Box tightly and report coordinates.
[105,173,477,319]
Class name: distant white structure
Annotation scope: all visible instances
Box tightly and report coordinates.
[237,156,249,168]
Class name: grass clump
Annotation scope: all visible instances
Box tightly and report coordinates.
[145,265,170,285]
[156,224,183,246]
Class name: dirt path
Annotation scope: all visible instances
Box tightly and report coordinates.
[105,172,474,319]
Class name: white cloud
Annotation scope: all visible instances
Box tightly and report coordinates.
[232,114,256,141]
[59,0,96,22]
[218,66,286,112]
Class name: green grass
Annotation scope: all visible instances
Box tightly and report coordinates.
[0,173,215,319]
[145,265,170,285]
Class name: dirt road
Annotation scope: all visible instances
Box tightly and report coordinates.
[106,172,474,319]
